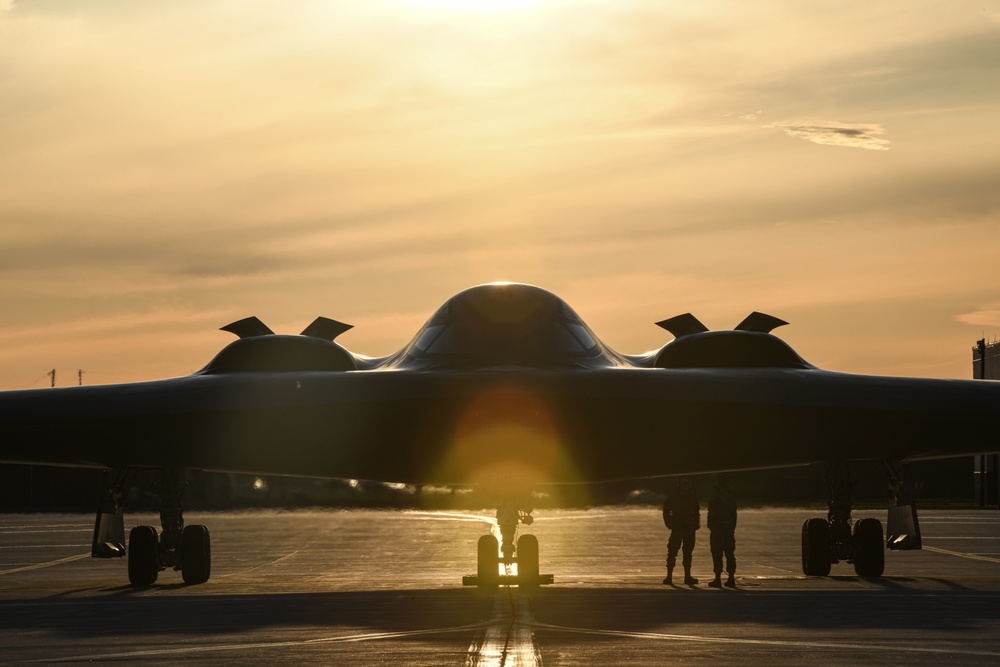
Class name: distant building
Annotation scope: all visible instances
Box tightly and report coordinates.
[973,339,1000,506]
[973,339,1000,380]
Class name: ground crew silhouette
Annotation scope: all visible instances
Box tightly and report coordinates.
[662,476,700,585]
[707,475,737,588]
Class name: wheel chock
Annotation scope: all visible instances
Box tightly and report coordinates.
[462,573,554,586]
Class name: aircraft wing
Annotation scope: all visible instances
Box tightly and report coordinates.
[1,282,997,492]
[5,281,997,586]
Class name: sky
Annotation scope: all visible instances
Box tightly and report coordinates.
[1,0,999,389]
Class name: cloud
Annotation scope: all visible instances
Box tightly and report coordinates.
[766,120,890,150]
[0,0,14,14]
[956,307,1000,328]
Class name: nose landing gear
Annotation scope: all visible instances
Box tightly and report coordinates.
[463,500,553,588]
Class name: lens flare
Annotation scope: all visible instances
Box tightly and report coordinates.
[446,387,561,497]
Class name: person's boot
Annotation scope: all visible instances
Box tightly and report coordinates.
[708,573,722,588]
[683,567,698,585]
[663,567,673,585]
[725,574,736,588]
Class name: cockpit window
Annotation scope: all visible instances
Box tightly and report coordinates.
[566,323,597,349]
[398,283,614,369]
[413,325,445,352]
[416,319,597,357]
[425,320,594,356]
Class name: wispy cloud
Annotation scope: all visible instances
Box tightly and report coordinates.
[767,121,890,151]
[0,1,998,385]
[956,307,1000,328]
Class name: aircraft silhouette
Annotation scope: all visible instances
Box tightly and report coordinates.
[1,282,996,586]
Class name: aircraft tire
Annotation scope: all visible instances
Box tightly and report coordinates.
[128,525,159,586]
[517,534,539,585]
[852,518,885,578]
[477,534,499,589]
[181,524,212,585]
[801,518,832,577]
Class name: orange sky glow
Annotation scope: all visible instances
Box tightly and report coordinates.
[1,0,999,389]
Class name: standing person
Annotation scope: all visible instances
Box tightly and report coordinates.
[662,476,700,585]
[707,475,737,588]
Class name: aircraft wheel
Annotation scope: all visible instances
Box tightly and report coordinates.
[181,524,212,585]
[852,518,885,578]
[477,534,499,589]
[801,518,831,577]
[128,525,159,586]
[517,534,539,585]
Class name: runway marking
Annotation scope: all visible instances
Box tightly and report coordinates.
[525,622,1000,658]
[24,624,493,664]
[0,545,87,549]
[0,524,90,530]
[467,590,541,667]
[922,536,1000,539]
[406,511,496,524]
[920,514,1000,526]
[215,549,305,578]
[0,553,89,576]
[0,528,90,534]
[532,513,613,521]
[212,534,321,579]
[922,545,1000,565]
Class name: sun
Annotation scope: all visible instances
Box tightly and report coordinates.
[396,0,549,12]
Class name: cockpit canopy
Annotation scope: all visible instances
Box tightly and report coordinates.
[394,283,614,369]
[196,284,810,374]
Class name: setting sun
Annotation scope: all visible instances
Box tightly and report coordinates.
[396,0,551,12]
[0,1,998,388]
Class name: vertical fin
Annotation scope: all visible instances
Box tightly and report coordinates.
[655,313,709,338]
[734,312,788,334]
[221,317,274,339]
[300,317,353,341]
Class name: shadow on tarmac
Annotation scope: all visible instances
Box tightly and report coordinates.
[4,583,997,640]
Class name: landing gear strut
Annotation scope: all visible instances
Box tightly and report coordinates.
[801,461,884,578]
[92,467,130,558]
[880,460,923,551]
[126,468,212,586]
[463,499,552,588]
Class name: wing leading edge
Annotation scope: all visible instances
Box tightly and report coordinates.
[5,281,999,585]
[0,281,997,485]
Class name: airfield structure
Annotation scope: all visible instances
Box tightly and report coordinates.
[973,338,1000,506]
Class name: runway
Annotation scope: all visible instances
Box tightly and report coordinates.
[2,507,1000,665]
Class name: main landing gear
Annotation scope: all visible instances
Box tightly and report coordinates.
[463,499,553,588]
[801,461,886,578]
[91,468,212,586]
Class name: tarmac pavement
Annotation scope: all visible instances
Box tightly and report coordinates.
[1,507,999,665]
